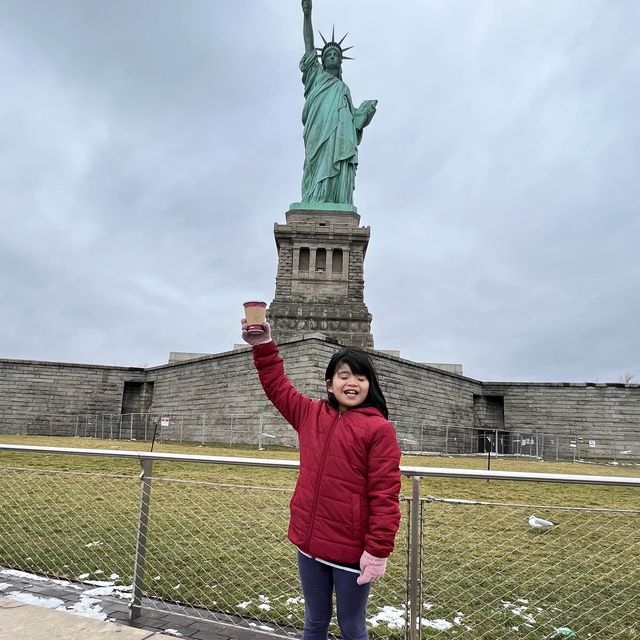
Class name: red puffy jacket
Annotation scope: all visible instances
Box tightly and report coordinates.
[253,341,401,564]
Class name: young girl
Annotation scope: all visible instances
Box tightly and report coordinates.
[242,320,401,640]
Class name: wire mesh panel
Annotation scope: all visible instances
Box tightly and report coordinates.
[0,466,139,588]
[419,497,640,639]
[137,476,410,640]
[2,446,639,640]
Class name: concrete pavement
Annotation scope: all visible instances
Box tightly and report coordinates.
[0,568,285,640]
[0,595,176,640]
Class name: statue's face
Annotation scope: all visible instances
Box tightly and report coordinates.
[322,48,342,72]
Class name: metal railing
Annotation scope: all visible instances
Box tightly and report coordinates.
[13,412,640,463]
[1,444,639,639]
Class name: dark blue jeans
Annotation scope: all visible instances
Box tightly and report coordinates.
[297,551,371,640]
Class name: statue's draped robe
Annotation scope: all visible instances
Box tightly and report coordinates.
[300,51,362,205]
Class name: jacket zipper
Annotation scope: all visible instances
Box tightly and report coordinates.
[304,411,342,550]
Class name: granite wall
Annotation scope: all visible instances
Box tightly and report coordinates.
[1,337,638,460]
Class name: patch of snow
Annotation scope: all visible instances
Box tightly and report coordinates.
[368,605,405,629]
[78,573,90,580]
[237,600,251,609]
[85,541,103,548]
[52,579,83,589]
[0,583,12,592]
[173,584,181,590]
[163,630,183,637]
[83,584,132,598]
[59,596,107,621]
[285,596,304,605]
[95,570,104,575]
[0,569,49,582]
[502,600,537,625]
[84,580,115,587]
[109,573,120,580]
[6,591,65,609]
[153,575,161,581]
[423,619,453,631]
[258,604,271,611]
[0,569,82,590]
[248,623,275,631]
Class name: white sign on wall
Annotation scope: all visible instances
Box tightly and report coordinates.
[161,417,170,427]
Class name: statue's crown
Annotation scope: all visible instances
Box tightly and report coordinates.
[316,27,354,61]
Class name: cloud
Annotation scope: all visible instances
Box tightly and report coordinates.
[1,0,639,382]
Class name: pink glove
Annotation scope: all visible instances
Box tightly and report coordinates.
[241,319,272,346]
[356,551,388,585]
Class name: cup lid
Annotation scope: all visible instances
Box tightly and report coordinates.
[243,300,267,307]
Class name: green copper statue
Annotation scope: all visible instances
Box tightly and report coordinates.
[299,0,377,206]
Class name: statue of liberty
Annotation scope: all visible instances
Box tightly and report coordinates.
[299,0,378,206]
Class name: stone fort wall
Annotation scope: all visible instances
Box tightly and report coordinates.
[1,336,638,458]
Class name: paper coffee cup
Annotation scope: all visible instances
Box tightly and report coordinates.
[244,301,267,334]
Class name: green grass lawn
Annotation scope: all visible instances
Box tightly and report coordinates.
[1,435,639,639]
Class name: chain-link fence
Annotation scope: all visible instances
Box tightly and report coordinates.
[18,412,640,463]
[1,445,639,639]
[22,413,299,450]
[415,496,640,638]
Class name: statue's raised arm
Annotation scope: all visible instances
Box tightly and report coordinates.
[302,0,314,54]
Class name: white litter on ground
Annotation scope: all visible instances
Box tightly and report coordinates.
[163,630,183,637]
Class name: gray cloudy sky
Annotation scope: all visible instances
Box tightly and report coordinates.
[1,0,639,383]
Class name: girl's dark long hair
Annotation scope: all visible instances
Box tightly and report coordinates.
[324,347,389,419]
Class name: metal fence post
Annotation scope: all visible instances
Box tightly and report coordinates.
[409,476,421,640]
[130,458,153,621]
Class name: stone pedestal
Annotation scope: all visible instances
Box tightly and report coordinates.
[267,206,374,348]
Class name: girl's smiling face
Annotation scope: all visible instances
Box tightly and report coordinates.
[327,362,370,412]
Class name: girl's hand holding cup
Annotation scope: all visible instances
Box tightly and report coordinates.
[241,301,272,345]
[241,318,272,345]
